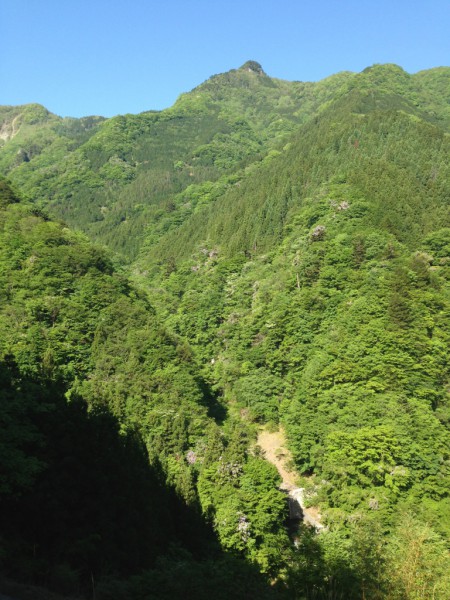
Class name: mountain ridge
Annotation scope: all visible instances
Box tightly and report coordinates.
[1,62,448,261]
[1,59,450,598]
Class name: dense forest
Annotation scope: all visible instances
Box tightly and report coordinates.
[0,61,449,599]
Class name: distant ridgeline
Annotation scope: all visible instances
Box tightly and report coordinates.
[1,61,450,599]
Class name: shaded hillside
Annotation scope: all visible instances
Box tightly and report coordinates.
[0,180,295,599]
[0,358,289,600]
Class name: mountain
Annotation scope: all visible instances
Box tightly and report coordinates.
[133,62,450,598]
[1,62,450,599]
[135,78,449,269]
[0,62,356,257]
[1,63,448,262]
[0,179,289,598]
[135,63,450,527]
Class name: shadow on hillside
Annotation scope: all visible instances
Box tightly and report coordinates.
[0,360,282,600]
[196,375,228,424]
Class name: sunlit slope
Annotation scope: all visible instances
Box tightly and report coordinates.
[0,62,358,257]
[2,64,448,259]
[134,68,450,539]
[136,75,449,273]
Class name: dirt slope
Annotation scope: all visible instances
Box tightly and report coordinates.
[257,427,324,529]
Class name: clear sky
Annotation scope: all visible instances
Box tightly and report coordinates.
[2,0,449,118]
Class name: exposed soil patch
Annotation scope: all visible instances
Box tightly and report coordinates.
[257,427,324,530]
[257,428,297,489]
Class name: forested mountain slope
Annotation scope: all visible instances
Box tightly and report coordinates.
[2,63,448,260]
[0,180,293,599]
[130,63,450,596]
[1,61,450,599]
[128,64,448,266]
[0,62,354,258]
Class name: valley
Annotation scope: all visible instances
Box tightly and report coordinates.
[0,61,449,599]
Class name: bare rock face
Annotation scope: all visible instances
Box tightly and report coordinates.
[0,114,20,143]
[288,488,324,530]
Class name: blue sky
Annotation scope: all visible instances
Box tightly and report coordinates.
[2,0,449,118]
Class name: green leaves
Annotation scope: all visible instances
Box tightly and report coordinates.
[322,426,411,491]
[385,513,450,599]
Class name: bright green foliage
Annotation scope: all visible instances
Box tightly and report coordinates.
[321,426,412,499]
[128,63,450,596]
[0,64,357,258]
[385,513,450,599]
[198,432,291,575]
[0,181,289,597]
[1,61,450,598]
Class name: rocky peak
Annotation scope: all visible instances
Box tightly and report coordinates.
[239,60,265,75]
